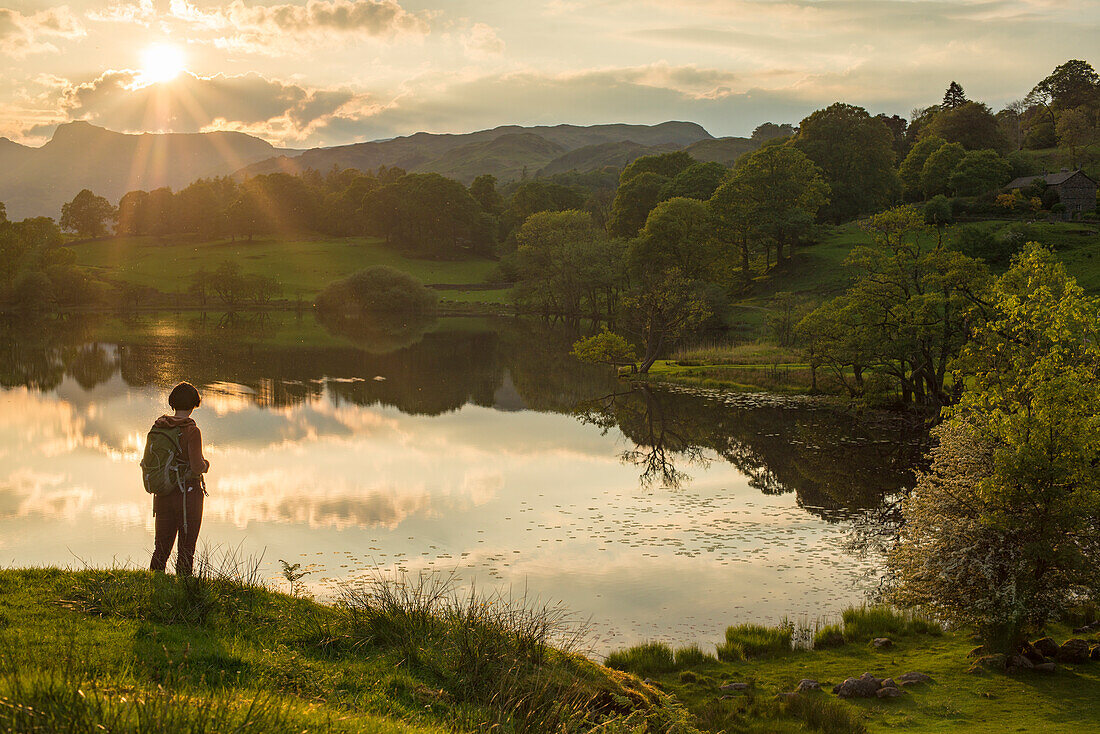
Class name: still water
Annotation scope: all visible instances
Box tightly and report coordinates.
[0,312,925,653]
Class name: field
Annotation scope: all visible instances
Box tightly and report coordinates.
[609,607,1100,733]
[69,234,511,302]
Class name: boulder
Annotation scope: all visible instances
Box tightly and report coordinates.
[896,672,933,685]
[880,678,897,689]
[876,686,904,698]
[1034,662,1057,673]
[796,679,821,692]
[1055,638,1091,664]
[1007,655,1034,672]
[832,676,881,699]
[1033,637,1060,658]
[967,654,1007,674]
[872,637,893,649]
[1020,641,1045,665]
[1091,645,1100,661]
[859,672,883,687]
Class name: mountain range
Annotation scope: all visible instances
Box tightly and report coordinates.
[0,120,758,219]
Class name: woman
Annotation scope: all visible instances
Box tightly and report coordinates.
[149,381,210,576]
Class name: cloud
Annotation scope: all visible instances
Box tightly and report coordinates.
[462,22,504,58]
[0,6,84,56]
[52,69,357,143]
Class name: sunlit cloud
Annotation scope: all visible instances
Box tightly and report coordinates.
[0,6,84,56]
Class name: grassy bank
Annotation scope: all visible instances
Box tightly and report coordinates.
[0,565,693,733]
[607,607,1100,733]
[70,235,513,305]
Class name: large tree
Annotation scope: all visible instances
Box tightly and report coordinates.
[60,189,115,239]
[888,243,1100,653]
[794,103,898,223]
[947,149,1013,196]
[923,101,1009,152]
[899,136,946,199]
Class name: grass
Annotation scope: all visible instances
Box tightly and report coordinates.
[0,561,695,734]
[717,623,794,661]
[70,235,504,300]
[606,607,1100,733]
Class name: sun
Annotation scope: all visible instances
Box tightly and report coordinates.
[140,43,186,84]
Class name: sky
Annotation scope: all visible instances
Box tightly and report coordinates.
[0,0,1097,149]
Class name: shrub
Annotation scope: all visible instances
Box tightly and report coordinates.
[315,265,437,317]
[841,605,941,642]
[813,624,846,649]
[716,624,791,660]
[604,641,676,677]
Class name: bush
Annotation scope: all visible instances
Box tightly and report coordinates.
[315,266,437,316]
[716,623,791,660]
[841,605,941,643]
[604,641,676,677]
[813,624,846,649]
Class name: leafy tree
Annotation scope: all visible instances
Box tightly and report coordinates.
[922,194,953,227]
[948,149,1013,196]
[619,151,694,184]
[630,197,721,282]
[470,174,503,215]
[116,190,149,235]
[622,268,711,373]
[505,180,585,233]
[210,260,249,308]
[710,143,828,267]
[875,113,910,158]
[751,123,795,142]
[1056,107,1098,167]
[941,81,968,109]
[798,206,988,405]
[898,136,946,199]
[794,103,898,222]
[1030,59,1100,114]
[996,101,1026,151]
[924,101,1008,152]
[920,142,966,197]
[60,189,116,239]
[659,161,727,201]
[608,171,669,238]
[888,244,1100,653]
[316,265,437,316]
[571,327,638,371]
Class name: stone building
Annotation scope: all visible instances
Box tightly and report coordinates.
[1004,169,1098,217]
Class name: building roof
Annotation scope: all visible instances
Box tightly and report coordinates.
[1005,169,1097,190]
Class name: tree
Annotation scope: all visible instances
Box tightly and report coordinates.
[794,103,899,222]
[996,101,1026,151]
[571,327,638,371]
[505,180,585,233]
[470,174,503,215]
[1056,107,1098,168]
[947,149,1013,196]
[942,81,968,109]
[798,206,988,405]
[751,123,795,142]
[619,151,694,184]
[621,268,710,373]
[60,189,116,239]
[116,190,149,235]
[899,136,946,199]
[608,171,669,238]
[924,101,1008,152]
[920,142,966,198]
[630,197,721,282]
[888,243,1100,653]
[659,161,727,201]
[1030,59,1100,114]
[710,143,828,267]
[875,113,910,158]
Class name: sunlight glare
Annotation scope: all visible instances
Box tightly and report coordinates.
[140,43,185,84]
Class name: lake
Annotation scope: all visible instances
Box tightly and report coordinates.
[0,311,926,654]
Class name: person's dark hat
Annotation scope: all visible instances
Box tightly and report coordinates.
[168,382,201,410]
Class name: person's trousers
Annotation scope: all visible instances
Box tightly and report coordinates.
[150,488,204,575]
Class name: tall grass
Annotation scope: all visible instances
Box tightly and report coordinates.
[605,642,676,677]
[716,623,793,660]
[841,604,942,643]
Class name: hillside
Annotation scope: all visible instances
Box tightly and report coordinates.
[683,136,760,166]
[538,140,683,176]
[0,122,296,220]
[238,121,714,183]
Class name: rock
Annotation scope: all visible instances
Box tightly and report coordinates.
[1034,662,1057,673]
[1055,638,1091,664]
[872,637,893,649]
[966,654,1007,674]
[876,686,904,698]
[1020,641,1045,665]
[796,679,820,692]
[1091,645,1100,661]
[1033,637,1060,658]
[967,646,985,658]
[1072,621,1098,634]
[859,672,883,686]
[895,672,933,685]
[1007,654,1034,671]
[719,682,750,691]
[832,676,881,699]
[880,678,897,689]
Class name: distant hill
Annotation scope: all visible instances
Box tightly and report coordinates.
[0,122,296,219]
[537,140,683,177]
[237,121,715,184]
[683,137,759,166]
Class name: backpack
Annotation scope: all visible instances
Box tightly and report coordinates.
[140,425,190,496]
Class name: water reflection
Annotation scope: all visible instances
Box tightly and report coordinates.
[0,313,927,651]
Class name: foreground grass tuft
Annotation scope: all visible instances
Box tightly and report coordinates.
[717,623,793,661]
[840,605,941,643]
